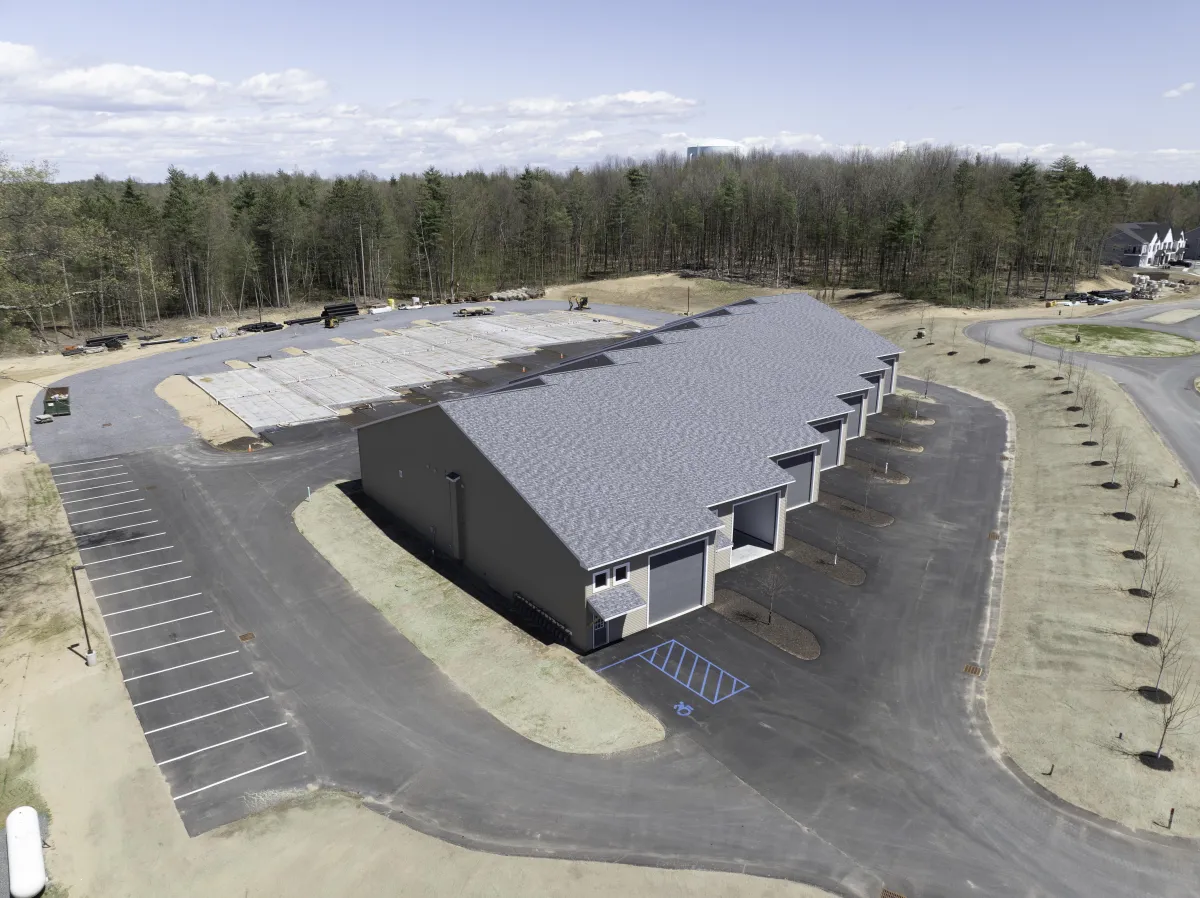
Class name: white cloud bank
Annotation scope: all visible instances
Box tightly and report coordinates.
[1163,81,1195,99]
[0,42,1196,182]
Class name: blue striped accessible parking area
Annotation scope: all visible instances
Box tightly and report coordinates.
[51,455,310,833]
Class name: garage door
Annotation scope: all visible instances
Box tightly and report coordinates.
[842,393,865,438]
[865,374,882,413]
[813,418,843,470]
[778,450,816,509]
[649,539,707,625]
[883,357,897,393]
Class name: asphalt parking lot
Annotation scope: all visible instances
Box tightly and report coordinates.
[54,454,310,834]
[586,386,1014,894]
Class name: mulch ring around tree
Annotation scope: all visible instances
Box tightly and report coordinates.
[1132,631,1160,646]
[844,455,910,484]
[1123,548,1146,560]
[1112,511,1135,521]
[816,491,894,527]
[782,536,866,586]
[879,407,935,426]
[711,589,821,660]
[1101,481,1122,490]
[865,431,923,452]
[1139,751,1174,771]
[1138,686,1172,704]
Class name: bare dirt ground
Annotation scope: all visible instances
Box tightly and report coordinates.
[295,483,664,754]
[879,313,1200,837]
[155,375,266,449]
[0,441,836,898]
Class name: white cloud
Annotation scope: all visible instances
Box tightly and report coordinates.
[237,69,328,104]
[30,64,222,111]
[0,42,40,78]
[505,90,697,120]
[1163,81,1195,99]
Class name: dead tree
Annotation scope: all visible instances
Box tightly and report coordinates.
[1056,346,1066,374]
[1136,554,1176,643]
[1132,493,1155,549]
[1078,383,1097,423]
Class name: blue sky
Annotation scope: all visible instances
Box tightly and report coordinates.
[1,0,1197,181]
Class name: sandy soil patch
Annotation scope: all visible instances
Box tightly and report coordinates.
[1030,324,1200,357]
[1145,309,1200,325]
[281,346,306,356]
[0,437,836,898]
[543,273,791,315]
[880,313,1200,837]
[223,358,252,369]
[155,375,266,450]
[295,483,664,754]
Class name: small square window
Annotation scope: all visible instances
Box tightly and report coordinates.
[593,570,608,590]
[613,564,629,584]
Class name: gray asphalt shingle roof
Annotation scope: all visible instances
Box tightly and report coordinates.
[587,584,647,621]
[439,294,902,570]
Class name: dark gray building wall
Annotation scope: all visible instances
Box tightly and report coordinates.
[358,407,592,647]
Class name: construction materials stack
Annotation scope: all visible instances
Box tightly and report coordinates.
[487,287,543,302]
[1131,274,1164,300]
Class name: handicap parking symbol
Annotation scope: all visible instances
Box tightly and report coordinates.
[673,701,693,717]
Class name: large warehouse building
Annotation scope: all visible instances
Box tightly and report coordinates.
[357,294,902,651]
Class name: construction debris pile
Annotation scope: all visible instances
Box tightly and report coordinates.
[1131,274,1165,299]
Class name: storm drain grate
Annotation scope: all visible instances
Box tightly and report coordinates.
[881,890,907,898]
[239,632,255,642]
[964,663,983,677]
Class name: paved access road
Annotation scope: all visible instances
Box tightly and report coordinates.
[972,298,1200,485]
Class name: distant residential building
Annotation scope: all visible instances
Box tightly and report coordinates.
[1184,227,1200,261]
[1102,222,1188,267]
[686,143,744,160]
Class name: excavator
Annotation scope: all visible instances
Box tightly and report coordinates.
[567,294,590,311]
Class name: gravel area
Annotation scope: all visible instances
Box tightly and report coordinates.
[782,536,866,586]
[712,589,821,660]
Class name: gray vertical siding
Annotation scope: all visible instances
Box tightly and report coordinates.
[358,407,593,648]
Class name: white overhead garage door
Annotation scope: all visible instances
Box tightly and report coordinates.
[813,418,843,470]
[648,539,708,625]
[777,449,817,509]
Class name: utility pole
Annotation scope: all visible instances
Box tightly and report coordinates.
[71,564,96,666]
[687,285,690,316]
[15,395,27,451]
[61,259,77,338]
[359,224,369,300]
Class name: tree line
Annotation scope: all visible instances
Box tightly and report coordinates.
[1,147,1198,344]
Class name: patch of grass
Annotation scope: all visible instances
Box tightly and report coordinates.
[20,465,59,514]
[0,741,51,824]
[5,610,74,645]
[1030,325,1200,358]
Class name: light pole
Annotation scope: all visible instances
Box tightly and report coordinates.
[71,564,96,666]
[15,394,28,452]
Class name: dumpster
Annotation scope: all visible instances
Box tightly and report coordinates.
[44,386,70,416]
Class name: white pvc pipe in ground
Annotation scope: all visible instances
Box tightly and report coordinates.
[5,806,46,898]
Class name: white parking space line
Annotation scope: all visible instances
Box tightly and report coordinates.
[144,696,270,736]
[73,520,160,538]
[58,480,134,495]
[124,650,239,682]
[108,610,213,638]
[53,464,124,478]
[56,472,129,486]
[157,722,289,767]
[66,499,145,516]
[89,559,183,581]
[94,575,191,599]
[50,457,120,469]
[133,672,254,707]
[71,509,158,528]
[103,593,202,617]
[63,489,139,505]
[85,545,174,566]
[171,751,306,802]
[116,630,225,659]
[78,530,166,549]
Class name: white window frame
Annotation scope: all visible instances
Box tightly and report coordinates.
[592,570,610,591]
[612,562,630,585]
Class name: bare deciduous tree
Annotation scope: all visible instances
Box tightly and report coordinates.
[1132,493,1155,548]
[1106,430,1129,485]
[1147,610,1185,701]
[1095,411,1113,463]
[921,365,935,398]
[754,563,788,626]
[1152,667,1200,764]
[1078,383,1097,424]
[1121,462,1145,517]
